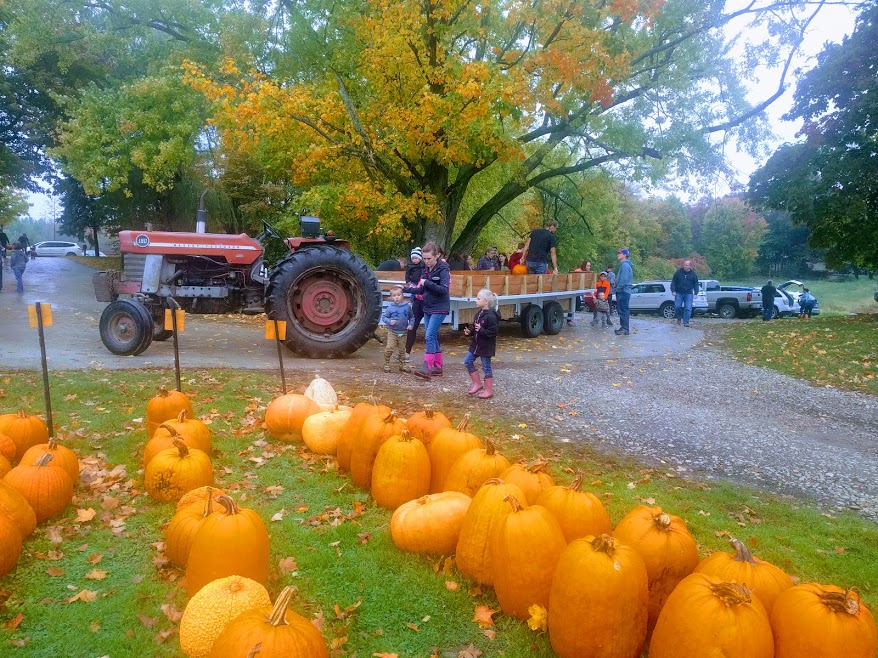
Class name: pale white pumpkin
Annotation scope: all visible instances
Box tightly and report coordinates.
[302,407,353,455]
[303,376,338,406]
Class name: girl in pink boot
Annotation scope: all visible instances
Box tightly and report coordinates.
[404,241,450,378]
[464,289,499,399]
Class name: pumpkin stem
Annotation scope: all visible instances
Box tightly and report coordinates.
[246,642,262,658]
[525,458,549,473]
[158,423,180,438]
[483,478,504,487]
[267,586,297,627]
[820,589,861,616]
[456,413,471,432]
[399,429,412,442]
[177,409,189,422]
[202,487,215,517]
[729,538,759,564]
[17,410,28,418]
[215,495,240,516]
[171,437,190,457]
[383,411,397,423]
[35,453,55,467]
[653,512,672,531]
[568,472,584,492]
[157,386,171,397]
[425,408,434,419]
[503,495,524,513]
[47,438,59,450]
[591,534,616,556]
[485,438,497,455]
[415,496,430,506]
[710,582,753,607]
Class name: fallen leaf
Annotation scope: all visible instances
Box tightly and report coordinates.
[278,557,298,574]
[138,615,157,628]
[406,622,420,632]
[372,654,398,658]
[483,629,496,640]
[527,603,548,632]
[4,613,23,630]
[85,569,108,581]
[445,580,459,592]
[160,603,183,623]
[67,589,98,604]
[46,566,65,577]
[89,620,101,633]
[75,508,97,523]
[472,604,497,628]
[88,553,103,565]
[458,644,483,658]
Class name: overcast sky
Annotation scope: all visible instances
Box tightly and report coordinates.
[25,4,859,220]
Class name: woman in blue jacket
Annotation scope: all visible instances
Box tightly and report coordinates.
[404,241,450,378]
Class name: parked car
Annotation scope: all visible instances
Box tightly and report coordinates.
[628,280,708,319]
[32,241,84,257]
[702,279,763,319]
[776,280,820,317]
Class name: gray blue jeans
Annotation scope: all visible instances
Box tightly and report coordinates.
[464,352,493,378]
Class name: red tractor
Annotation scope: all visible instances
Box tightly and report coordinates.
[92,215,382,358]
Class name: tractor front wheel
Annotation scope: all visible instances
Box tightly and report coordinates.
[267,246,382,358]
[99,299,154,356]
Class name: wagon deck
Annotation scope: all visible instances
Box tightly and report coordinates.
[376,270,596,336]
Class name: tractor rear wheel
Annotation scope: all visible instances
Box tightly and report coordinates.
[266,246,382,358]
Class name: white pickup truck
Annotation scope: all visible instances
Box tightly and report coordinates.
[702,280,763,319]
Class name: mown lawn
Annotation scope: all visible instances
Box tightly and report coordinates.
[1,369,877,657]
[724,314,878,395]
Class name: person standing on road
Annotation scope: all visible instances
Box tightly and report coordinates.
[17,233,29,250]
[464,289,500,399]
[522,220,559,274]
[9,243,27,293]
[0,225,9,265]
[760,280,777,322]
[404,241,450,378]
[404,247,425,363]
[671,260,700,327]
[614,249,634,336]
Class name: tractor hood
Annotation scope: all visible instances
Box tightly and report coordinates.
[118,230,262,265]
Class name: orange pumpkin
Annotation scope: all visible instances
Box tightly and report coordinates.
[264,393,320,442]
[371,430,431,510]
[771,584,877,658]
[0,454,10,479]
[147,387,193,438]
[0,410,49,461]
[144,439,213,503]
[612,505,700,628]
[390,492,472,554]
[511,264,528,275]
[302,406,353,455]
[499,459,555,504]
[156,410,211,452]
[536,472,612,542]
[0,479,37,538]
[349,411,406,489]
[443,439,510,496]
[650,573,773,658]
[165,487,220,568]
[176,485,227,514]
[491,495,567,619]
[0,431,16,463]
[693,538,794,614]
[406,406,451,445]
[186,495,270,597]
[456,478,527,586]
[336,402,390,473]
[208,586,329,658]
[143,422,210,469]
[428,414,482,493]
[0,511,23,578]
[19,438,79,484]
[3,453,74,523]
[549,535,648,658]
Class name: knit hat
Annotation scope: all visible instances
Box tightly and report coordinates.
[410,247,423,260]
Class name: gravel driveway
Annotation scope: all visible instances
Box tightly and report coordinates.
[3,258,877,520]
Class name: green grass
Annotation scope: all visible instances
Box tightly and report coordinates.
[728,276,878,316]
[67,255,121,271]
[724,314,878,395]
[1,370,877,657]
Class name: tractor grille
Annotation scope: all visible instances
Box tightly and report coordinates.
[123,254,147,282]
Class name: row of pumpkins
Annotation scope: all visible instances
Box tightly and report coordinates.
[2,379,877,658]
[260,381,878,658]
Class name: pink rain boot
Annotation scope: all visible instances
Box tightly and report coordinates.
[477,377,494,399]
[432,352,443,376]
[467,371,483,395]
[415,354,434,379]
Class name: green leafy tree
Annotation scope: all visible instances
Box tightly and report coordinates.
[700,198,766,279]
[188,0,825,256]
[749,5,878,270]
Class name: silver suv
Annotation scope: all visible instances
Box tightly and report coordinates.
[629,280,708,319]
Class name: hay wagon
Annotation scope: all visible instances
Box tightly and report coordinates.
[376,270,596,337]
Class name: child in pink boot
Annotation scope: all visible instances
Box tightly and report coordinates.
[464,289,499,399]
